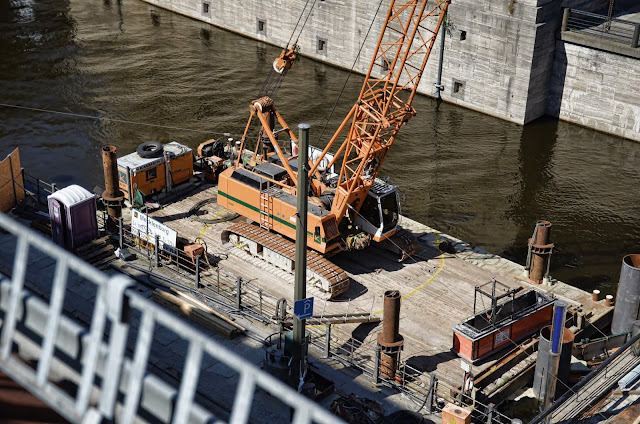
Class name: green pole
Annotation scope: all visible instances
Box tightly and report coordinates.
[292,123,310,389]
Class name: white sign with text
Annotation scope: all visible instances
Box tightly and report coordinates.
[131,209,177,248]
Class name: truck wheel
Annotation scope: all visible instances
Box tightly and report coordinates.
[137,141,164,158]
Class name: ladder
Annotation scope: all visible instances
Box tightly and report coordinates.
[259,187,277,230]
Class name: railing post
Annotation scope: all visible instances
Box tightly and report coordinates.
[236,276,242,310]
[258,289,263,315]
[36,178,41,206]
[217,268,220,293]
[7,154,18,205]
[486,403,494,424]
[426,374,436,413]
[324,324,331,358]
[632,24,640,48]
[195,255,201,289]
[118,217,123,250]
[373,344,380,385]
[51,183,57,193]
[154,235,160,267]
[562,8,569,32]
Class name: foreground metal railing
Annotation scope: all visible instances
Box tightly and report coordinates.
[306,325,515,424]
[0,212,339,424]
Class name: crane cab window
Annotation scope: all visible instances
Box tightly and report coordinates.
[380,192,399,233]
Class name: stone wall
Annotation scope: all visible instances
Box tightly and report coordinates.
[139,0,640,141]
[141,0,565,125]
[547,41,640,141]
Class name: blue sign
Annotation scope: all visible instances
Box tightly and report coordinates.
[294,297,314,320]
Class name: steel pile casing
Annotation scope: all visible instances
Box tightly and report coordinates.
[612,254,640,334]
[533,325,575,399]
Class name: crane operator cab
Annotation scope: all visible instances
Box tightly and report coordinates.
[354,179,400,242]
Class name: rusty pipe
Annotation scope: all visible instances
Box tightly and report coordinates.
[530,220,554,283]
[101,145,124,220]
[382,290,401,344]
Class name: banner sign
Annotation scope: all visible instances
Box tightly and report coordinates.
[131,209,177,248]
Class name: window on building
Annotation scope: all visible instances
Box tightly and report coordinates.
[202,2,210,16]
[317,38,327,54]
[257,19,266,35]
[460,30,467,41]
[453,81,464,96]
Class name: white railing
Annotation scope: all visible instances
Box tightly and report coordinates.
[0,212,339,424]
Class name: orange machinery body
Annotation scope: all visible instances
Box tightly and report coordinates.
[118,142,193,201]
[452,289,554,362]
[217,164,341,255]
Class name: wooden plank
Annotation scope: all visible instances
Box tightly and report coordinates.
[152,289,241,339]
[0,148,25,213]
[169,287,245,331]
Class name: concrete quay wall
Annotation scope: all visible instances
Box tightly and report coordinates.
[140,0,640,141]
[548,41,640,142]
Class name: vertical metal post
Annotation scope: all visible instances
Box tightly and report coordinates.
[52,183,57,193]
[293,123,310,387]
[324,324,331,358]
[373,344,381,385]
[258,289,263,315]
[118,217,123,249]
[561,8,570,32]
[195,255,201,289]
[426,374,436,413]
[154,235,160,268]
[486,403,495,424]
[542,301,567,421]
[236,276,242,311]
[632,24,640,48]
[433,10,447,99]
[36,178,41,206]
[217,268,220,293]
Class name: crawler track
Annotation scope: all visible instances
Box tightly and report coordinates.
[222,222,349,299]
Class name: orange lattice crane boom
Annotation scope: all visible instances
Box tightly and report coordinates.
[309,0,451,224]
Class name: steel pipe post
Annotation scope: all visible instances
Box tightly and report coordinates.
[154,235,160,268]
[292,123,310,387]
[324,324,331,358]
[195,255,201,289]
[118,217,123,250]
[377,290,404,379]
[373,344,381,386]
[236,277,242,311]
[632,24,640,48]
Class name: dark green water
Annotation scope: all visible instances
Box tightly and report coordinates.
[2,0,639,295]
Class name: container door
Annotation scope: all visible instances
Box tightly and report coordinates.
[48,199,66,248]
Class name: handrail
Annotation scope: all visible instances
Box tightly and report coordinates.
[0,212,340,424]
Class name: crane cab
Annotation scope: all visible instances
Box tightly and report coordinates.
[354,179,400,242]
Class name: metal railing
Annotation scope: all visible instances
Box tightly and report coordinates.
[530,330,640,423]
[0,212,340,424]
[306,324,516,424]
[563,8,640,48]
[116,216,285,323]
[21,170,58,207]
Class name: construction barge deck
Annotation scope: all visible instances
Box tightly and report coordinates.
[0,169,618,423]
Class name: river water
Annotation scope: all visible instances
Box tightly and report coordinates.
[2,0,639,296]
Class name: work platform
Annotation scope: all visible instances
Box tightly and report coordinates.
[147,184,613,383]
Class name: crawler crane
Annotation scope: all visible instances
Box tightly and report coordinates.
[218,0,451,298]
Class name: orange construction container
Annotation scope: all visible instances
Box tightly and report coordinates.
[441,403,471,424]
[164,142,193,185]
[117,142,193,201]
[453,289,554,362]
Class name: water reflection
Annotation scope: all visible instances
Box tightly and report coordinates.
[1,0,639,296]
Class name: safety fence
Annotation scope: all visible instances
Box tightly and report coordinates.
[116,216,286,324]
[0,212,340,424]
[306,324,516,424]
[530,330,640,423]
[563,8,640,48]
